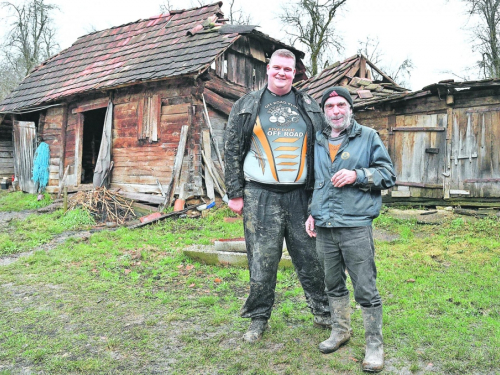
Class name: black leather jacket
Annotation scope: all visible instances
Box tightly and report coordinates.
[224,86,328,199]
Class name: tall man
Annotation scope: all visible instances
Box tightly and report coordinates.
[224,49,330,342]
[305,86,395,372]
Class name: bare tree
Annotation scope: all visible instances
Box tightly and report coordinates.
[227,0,253,25]
[357,36,414,89]
[159,0,173,12]
[279,0,347,76]
[460,0,500,78]
[0,0,59,99]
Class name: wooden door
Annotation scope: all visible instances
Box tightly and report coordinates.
[391,113,447,198]
[13,121,37,193]
[449,107,500,197]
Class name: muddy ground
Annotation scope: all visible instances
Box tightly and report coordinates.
[0,207,492,375]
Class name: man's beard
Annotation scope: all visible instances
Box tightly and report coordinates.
[327,112,352,134]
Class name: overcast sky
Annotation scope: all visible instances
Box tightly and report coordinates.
[1,0,479,91]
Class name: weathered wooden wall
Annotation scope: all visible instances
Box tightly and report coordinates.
[356,87,500,203]
[0,116,14,179]
[41,106,65,189]
[109,79,203,195]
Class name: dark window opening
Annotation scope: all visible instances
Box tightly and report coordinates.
[81,108,106,184]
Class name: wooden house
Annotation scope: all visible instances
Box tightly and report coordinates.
[0,2,306,201]
[298,55,500,206]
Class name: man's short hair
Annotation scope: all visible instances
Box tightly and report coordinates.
[269,49,296,67]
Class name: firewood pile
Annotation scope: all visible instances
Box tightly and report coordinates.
[68,187,136,224]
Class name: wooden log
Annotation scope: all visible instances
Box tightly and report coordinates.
[205,74,249,100]
[204,88,234,116]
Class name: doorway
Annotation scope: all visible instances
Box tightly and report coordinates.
[81,108,106,184]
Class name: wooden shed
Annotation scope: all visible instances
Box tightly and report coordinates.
[0,2,306,201]
[299,56,500,206]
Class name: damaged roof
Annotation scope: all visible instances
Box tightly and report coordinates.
[1,1,295,112]
[295,54,409,109]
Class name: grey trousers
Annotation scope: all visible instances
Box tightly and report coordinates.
[316,226,382,307]
[241,185,330,320]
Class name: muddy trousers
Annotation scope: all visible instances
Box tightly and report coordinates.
[241,185,329,320]
[315,226,381,308]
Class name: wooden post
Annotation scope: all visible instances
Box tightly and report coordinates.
[202,129,215,200]
[63,186,68,212]
[166,125,189,207]
[202,93,225,172]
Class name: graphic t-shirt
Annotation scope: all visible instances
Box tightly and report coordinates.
[243,89,308,184]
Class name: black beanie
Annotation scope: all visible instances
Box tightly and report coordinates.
[321,86,353,109]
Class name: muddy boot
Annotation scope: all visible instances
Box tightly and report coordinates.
[318,295,351,354]
[361,305,384,372]
[313,314,332,329]
[242,318,268,343]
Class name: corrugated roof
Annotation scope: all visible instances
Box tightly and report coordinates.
[295,54,410,109]
[0,2,239,112]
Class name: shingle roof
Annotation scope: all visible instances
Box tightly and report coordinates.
[0,2,240,112]
[295,54,409,109]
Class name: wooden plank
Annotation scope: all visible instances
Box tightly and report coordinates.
[110,183,162,194]
[60,105,68,180]
[395,181,442,189]
[161,103,191,115]
[113,189,164,203]
[202,130,215,200]
[391,190,411,197]
[391,127,446,132]
[72,98,109,114]
[150,94,160,142]
[137,97,145,140]
[168,125,189,203]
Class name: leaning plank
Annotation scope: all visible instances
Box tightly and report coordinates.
[117,191,164,204]
[201,150,226,197]
[202,93,225,172]
[57,165,71,199]
[128,203,204,229]
[166,125,189,206]
[202,130,215,200]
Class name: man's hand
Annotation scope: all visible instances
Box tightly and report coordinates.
[331,169,356,188]
[305,215,316,237]
[228,197,244,215]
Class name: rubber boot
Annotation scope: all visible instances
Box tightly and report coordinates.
[361,305,384,372]
[242,318,268,343]
[318,295,351,353]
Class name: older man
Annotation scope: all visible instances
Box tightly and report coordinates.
[305,86,395,372]
[224,49,330,342]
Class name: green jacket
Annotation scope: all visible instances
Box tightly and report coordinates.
[224,86,327,199]
[311,120,396,227]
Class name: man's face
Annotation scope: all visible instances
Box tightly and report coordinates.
[324,96,352,132]
[267,55,296,95]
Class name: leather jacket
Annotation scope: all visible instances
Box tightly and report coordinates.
[224,86,328,199]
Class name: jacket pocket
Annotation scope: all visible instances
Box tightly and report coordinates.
[342,187,376,217]
[310,180,326,219]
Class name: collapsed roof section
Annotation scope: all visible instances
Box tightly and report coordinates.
[295,54,409,109]
[0,1,305,113]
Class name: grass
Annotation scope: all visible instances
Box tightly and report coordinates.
[0,195,499,374]
[0,190,52,211]
[0,208,95,256]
